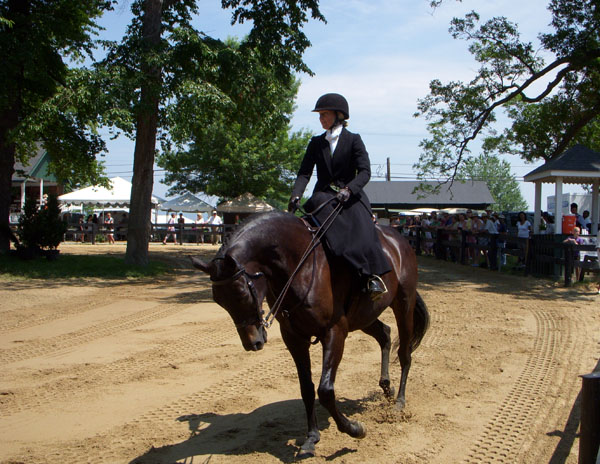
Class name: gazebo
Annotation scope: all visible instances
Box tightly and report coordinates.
[216,193,275,224]
[524,144,600,234]
[159,192,213,213]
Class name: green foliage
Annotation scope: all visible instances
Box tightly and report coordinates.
[92,3,321,209]
[157,39,312,204]
[17,195,67,250]
[415,0,600,182]
[0,0,110,218]
[456,153,527,211]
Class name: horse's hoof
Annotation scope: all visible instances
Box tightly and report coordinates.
[395,397,406,411]
[349,421,367,439]
[297,442,316,460]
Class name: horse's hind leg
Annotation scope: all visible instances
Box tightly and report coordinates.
[391,297,414,410]
[361,319,394,400]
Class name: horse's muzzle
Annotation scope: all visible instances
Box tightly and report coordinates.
[239,325,267,352]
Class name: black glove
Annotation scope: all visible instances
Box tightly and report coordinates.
[336,187,351,204]
[287,196,300,213]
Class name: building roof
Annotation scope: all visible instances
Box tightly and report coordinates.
[159,192,213,212]
[12,146,57,183]
[363,181,495,210]
[524,144,600,184]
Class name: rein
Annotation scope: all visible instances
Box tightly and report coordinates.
[261,198,343,328]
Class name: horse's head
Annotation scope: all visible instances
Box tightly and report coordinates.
[191,254,267,352]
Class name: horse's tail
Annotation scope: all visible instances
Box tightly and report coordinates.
[410,291,430,352]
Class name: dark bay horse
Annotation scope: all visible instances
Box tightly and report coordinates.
[191,210,429,456]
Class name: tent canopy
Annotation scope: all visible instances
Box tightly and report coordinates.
[217,193,275,213]
[159,192,213,212]
[58,177,158,207]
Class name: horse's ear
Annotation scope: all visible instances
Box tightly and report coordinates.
[190,256,212,274]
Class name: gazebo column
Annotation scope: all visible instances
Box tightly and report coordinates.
[592,180,599,235]
[20,181,26,209]
[534,181,542,234]
[39,178,44,207]
[555,177,563,234]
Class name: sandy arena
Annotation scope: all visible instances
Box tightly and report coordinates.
[1,242,599,463]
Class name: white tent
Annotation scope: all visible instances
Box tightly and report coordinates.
[58,177,159,207]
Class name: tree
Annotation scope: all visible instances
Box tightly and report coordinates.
[157,39,312,206]
[415,0,600,183]
[456,153,527,212]
[0,0,109,253]
[97,0,324,266]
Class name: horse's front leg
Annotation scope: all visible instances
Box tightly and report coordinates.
[280,326,320,457]
[318,324,366,439]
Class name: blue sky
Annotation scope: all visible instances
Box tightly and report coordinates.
[98,0,580,209]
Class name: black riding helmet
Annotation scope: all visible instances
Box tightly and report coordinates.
[312,93,349,120]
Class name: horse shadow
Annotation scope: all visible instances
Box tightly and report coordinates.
[129,397,369,463]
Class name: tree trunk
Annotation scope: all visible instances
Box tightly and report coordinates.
[0,118,17,254]
[124,0,163,266]
[0,0,26,254]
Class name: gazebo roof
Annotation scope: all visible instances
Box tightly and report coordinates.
[159,192,213,212]
[524,144,600,184]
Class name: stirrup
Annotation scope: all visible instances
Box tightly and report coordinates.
[367,275,388,301]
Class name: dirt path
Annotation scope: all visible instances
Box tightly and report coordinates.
[1,243,599,463]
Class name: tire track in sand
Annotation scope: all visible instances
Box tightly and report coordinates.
[0,303,191,365]
[0,321,239,417]
[462,304,575,463]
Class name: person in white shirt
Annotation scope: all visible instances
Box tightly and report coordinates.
[162,212,177,245]
[206,210,222,244]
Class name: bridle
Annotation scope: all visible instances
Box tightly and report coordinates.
[210,257,265,329]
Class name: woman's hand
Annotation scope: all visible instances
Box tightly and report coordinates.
[288,196,300,213]
[336,187,351,203]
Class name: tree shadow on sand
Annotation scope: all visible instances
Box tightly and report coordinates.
[129,398,369,463]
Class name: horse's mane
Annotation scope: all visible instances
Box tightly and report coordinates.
[217,210,291,258]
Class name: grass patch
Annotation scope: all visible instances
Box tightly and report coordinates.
[0,253,170,280]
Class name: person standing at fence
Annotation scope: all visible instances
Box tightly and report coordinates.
[194,212,205,244]
[471,213,485,266]
[163,213,177,245]
[516,211,532,269]
[494,213,508,266]
[563,227,585,282]
[206,210,222,245]
[482,213,498,268]
[105,213,115,244]
[177,213,186,245]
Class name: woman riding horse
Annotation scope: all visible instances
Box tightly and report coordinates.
[288,93,390,300]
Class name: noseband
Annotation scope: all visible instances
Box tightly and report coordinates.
[211,258,265,329]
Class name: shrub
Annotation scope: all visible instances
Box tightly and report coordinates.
[17,194,67,250]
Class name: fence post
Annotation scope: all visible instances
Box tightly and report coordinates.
[489,234,498,271]
[579,372,600,464]
[435,228,444,260]
[460,230,467,265]
[415,227,422,256]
